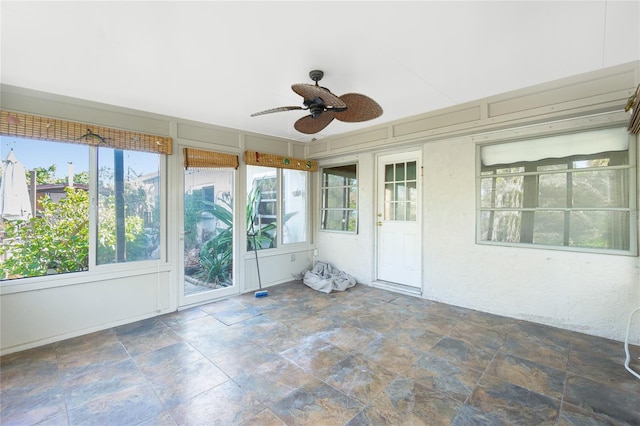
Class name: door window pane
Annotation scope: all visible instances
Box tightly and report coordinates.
[407,161,417,180]
[184,167,234,293]
[385,164,394,181]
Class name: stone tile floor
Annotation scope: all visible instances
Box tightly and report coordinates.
[1,281,639,425]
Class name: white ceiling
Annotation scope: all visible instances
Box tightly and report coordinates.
[1,1,639,143]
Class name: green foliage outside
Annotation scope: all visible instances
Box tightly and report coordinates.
[0,188,89,278]
[1,159,156,279]
[246,186,277,250]
[96,193,147,264]
[194,198,233,286]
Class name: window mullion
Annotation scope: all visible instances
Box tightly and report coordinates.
[564,163,574,246]
[88,146,98,269]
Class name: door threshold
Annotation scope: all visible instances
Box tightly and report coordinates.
[372,280,422,297]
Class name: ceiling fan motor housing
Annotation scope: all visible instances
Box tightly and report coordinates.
[304,97,326,118]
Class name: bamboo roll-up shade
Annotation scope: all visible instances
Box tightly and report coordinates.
[627,85,640,134]
[0,110,173,155]
[183,148,239,169]
[244,150,318,172]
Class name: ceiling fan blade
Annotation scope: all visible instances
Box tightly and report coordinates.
[334,93,383,122]
[250,106,304,117]
[294,111,335,134]
[291,84,346,109]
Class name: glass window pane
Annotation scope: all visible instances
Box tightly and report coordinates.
[0,138,90,279]
[396,163,405,181]
[572,169,628,208]
[183,168,234,291]
[408,202,417,221]
[394,202,406,221]
[282,169,306,244]
[347,187,357,209]
[496,166,524,174]
[385,183,394,203]
[538,173,567,208]
[538,163,568,171]
[326,188,348,208]
[573,157,617,169]
[480,178,496,208]
[384,201,392,220]
[247,165,277,249]
[97,148,160,265]
[321,164,358,233]
[321,210,357,232]
[533,211,564,245]
[494,176,524,208]
[407,182,417,203]
[326,173,346,187]
[407,161,417,180]
[480,210,522,243]
[384,164,393,182]
[569,210,629,250]
[323,164,356,186]
[395,182,406,202]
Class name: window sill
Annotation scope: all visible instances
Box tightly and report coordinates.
[476,240,638,257]
[0,261,172,295]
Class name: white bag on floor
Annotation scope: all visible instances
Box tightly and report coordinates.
[302,261,356,293]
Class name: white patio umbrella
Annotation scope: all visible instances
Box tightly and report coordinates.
[0,149,32,221]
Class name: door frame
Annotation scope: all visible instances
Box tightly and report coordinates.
[177,144,240,308]
[374,149,423,296]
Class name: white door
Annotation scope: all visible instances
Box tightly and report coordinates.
[376,151,422,289]
[179,148,238,307]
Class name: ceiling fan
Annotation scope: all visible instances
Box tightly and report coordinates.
[250,70,383,134]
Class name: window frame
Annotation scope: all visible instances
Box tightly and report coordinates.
[246,165,310,250]
[0,137,167,286]
[319,163,359,234]
[476,127,637,256]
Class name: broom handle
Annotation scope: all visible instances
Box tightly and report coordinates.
[252,215,262,290]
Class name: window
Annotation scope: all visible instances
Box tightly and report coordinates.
[282,169,307,244]
[96,147,161,264]
[0,137,162,280]
[321,164,358,232]
[247,165,308,249]
[478,127,636,254]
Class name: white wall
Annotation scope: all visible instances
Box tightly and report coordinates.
[310,62,640,343]
[1,268,171,350]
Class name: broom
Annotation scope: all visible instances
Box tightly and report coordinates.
[250,216,268,298]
